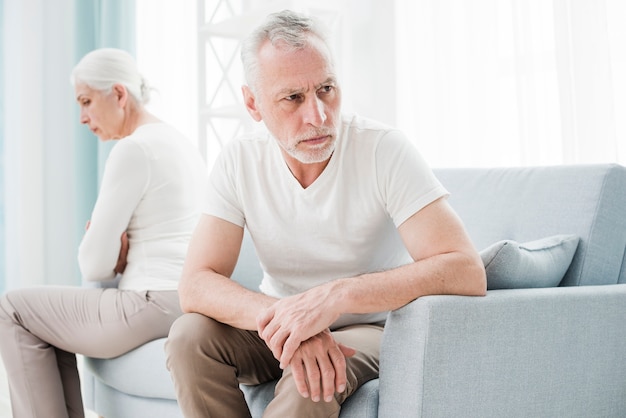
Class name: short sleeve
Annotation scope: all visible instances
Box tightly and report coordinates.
[203,141,246,227]
[375,130,449,226]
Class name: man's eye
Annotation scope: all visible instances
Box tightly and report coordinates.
[285,94,301,102]
[320,85,333,94]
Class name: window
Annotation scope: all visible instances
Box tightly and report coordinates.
[136,1,626,170]
[135,0,198,150]
[394,0,626,167]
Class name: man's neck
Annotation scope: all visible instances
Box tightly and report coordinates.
[283,153,331,189]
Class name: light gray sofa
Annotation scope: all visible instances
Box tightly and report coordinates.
[83,163,626,417]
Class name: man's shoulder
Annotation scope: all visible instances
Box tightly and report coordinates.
[341,114,409,154]
[223,128,272,153]
[341,114,406,146]
[214,128,277,171]
[342,113,396,133]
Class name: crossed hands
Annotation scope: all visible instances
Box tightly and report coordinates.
[85,220,129,274]
[257,289,356,402]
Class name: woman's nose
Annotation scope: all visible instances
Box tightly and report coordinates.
[79,109,89,124]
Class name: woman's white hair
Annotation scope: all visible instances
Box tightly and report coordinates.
[70,48,151,104]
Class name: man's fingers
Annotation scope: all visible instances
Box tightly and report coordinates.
[338,343,356,358]
[302,353,322,402]
[279,335,301,369]
[290,358,310,399]
[268,329,289,363]
[256,309,273,336]
[330,344,349,394]
[289,332,351,403]
[318,352,337,402]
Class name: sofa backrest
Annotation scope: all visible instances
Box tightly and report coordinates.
[434,164,626,286]
[231,164,626,289]
[231,229,264,290]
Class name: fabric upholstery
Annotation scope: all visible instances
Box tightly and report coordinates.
[480,235,579,289]
[379,285,626,417]
[83,163,626,417]
[435,164,626,286]
[242,379,379,418]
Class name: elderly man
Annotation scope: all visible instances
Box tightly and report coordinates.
[165,9,486,418]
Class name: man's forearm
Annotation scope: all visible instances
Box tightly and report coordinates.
[332,250,486,315]
[179,270,276,331]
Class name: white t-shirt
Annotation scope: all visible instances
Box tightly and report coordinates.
[205,114,448,327]
[78,123,207,291]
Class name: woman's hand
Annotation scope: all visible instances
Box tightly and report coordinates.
[114,231,129,274]
[85,220,129,275]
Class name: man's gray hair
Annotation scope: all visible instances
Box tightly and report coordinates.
[241,9,333,89]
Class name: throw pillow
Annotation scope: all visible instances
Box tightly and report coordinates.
[480,234,580,290]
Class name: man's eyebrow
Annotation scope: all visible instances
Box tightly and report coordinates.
[276,87,304,97]
[276,77,338,97]
[317,77,337,88]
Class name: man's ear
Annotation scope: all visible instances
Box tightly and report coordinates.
[112,83,128,108]
[242,85,262,122]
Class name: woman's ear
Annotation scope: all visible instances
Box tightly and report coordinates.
[112,83,128,108]
[242,85,262,122]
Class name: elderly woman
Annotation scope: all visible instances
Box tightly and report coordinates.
[0,48,206,417]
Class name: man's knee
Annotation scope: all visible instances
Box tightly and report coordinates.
[167,313,211,356]
[165,313,239,364]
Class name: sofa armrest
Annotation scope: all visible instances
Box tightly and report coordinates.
[379,285,626,418]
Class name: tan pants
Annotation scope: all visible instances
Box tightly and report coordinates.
[165,313,382,418]
[0,287,182,418]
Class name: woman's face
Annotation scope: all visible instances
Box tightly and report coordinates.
[74,83,125,140]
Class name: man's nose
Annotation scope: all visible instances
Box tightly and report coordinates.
[302,96,327,127]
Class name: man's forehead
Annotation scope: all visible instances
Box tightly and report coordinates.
[256,44,336,92]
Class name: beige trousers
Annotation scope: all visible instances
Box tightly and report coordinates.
[0,287,182,418]
[165,313,382,418]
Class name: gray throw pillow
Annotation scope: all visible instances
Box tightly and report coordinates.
[480,235,580,290]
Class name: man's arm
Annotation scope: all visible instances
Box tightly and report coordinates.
[258,197,487,367]
[178,214,276,329]
[180,213,353,403]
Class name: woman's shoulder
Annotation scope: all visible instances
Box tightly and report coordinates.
[127,122,185,143]
[119,123,195,157]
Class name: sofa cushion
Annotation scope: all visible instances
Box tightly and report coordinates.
[85,338,176,399]
[435,164,626,286]
[241,378,379,418]
[480,235,580,290]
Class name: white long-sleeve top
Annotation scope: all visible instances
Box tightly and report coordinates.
[78,122,206,291]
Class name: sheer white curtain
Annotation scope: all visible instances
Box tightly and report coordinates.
[2,0,136,289]
[395,0,626,168]
[135,0,198,148]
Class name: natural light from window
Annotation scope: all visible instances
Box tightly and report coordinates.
[135,0,198,148]
[135,1,626,169]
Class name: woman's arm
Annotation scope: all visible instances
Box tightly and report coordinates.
[78,141,148,281]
